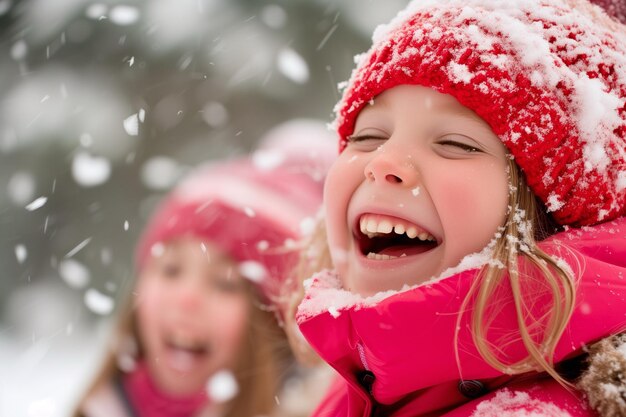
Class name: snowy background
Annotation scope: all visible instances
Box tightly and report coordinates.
[0,1,410,416]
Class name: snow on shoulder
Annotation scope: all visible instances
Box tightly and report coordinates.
[296,246,493,320]
[470,389,573,417]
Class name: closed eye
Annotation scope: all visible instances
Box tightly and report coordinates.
[211,277,246,293]
[346,134,387,152]
[162,262,182,280]
[347,134,387,143]
[437,139,483,153]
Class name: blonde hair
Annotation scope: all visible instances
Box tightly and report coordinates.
[286,160,577,383]
[73,277,291,417]
[281,222,333,366]
[455,159,576,386]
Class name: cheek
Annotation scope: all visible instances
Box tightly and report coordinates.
[212,298,250,348]
[134,278,167,356]
[323,157,360,252]
[437,170,508,247]
[135,278,164,328]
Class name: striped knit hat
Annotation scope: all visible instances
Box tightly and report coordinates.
[334,0,626,226]
[135,129,331,301]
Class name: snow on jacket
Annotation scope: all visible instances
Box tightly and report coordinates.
[297,217,626,417]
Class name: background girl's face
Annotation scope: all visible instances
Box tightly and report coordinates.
[135,237,251,396]
[324,85,509,297]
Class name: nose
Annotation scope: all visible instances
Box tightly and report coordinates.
[174,278,204,312]
[364,146,419,188]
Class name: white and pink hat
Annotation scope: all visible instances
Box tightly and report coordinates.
[135,120,333,302]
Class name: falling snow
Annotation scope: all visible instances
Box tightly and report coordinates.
[239,260,267,283]
[84,288,114,315]
[300,216,316,235]
[261,5,287,29]
[25,196,47,211]
[206,370,239,403]
[140,156,180,190]
[201,101,229,128]
[71,152,111,187]
[85,3,108,20]
[123,112,140,136]
[100,248,112,265]
[64,238,92,258]
[14,244,27,264]
[58,259,90,289]
[256,240,270,251]
[277,48,309,84]
[109,5,140,26]
[10,40,27,61]
[150,242,166,258]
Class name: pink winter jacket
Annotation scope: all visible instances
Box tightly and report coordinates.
[297,217,626,417]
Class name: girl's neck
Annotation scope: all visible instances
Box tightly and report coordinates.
[122,360,211,417]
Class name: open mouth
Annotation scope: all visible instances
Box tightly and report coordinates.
[355,213,438,260]
[163,334,211,372]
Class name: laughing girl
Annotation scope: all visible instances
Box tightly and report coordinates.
[73,147,327,417]
[293,1,626,416]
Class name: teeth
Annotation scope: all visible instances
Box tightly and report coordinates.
[359,218,395,235]
[171,335,204,350]
[378,219,393,233]
[359,215,436,242]
[367,252,397,260]
[366,219,378,233]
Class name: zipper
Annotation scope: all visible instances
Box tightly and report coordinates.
[357,341,371,371]
[356,341,376,396]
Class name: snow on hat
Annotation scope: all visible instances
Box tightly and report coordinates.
[334,0,626,227]
[135,125,332,301]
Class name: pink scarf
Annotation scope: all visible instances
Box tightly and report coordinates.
[123,361,209,417]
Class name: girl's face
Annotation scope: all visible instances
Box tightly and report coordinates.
[135,237,251,396]
[325,85,509,296]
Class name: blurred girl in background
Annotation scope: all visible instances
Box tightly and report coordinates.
[73,123,332,417]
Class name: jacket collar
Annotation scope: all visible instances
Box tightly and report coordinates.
[297,218,626,413]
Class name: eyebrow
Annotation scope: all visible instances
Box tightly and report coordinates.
[430,98,483,117]
[368,93,482,117]
[364,98,490,128]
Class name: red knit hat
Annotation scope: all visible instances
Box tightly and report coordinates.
[334,0,626,226]
[135,128,332,302]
